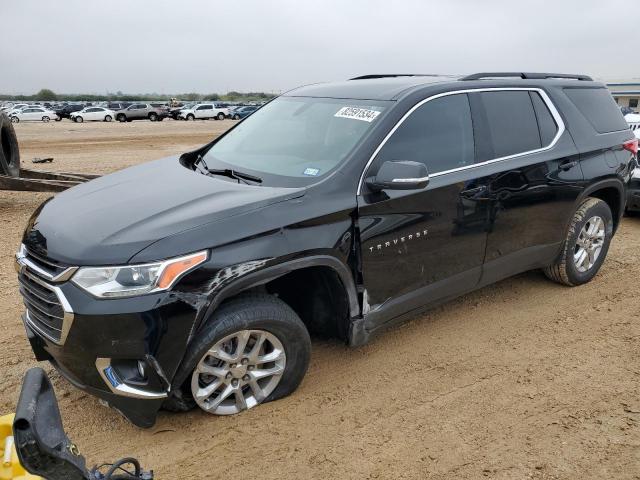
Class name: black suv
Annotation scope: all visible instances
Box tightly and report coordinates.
[17,72,637,427]
[53,104,85,120]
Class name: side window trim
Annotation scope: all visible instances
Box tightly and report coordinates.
[357,87,565,195]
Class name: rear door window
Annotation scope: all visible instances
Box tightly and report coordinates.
[564,87,628,133]
[374,93,475,174]
[472,91,541,161]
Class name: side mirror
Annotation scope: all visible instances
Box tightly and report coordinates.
[366,160,430,192]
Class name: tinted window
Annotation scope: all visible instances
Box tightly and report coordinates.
[476,91,541,159]
[375,94,474,174]
[530,92,558,146]
[564,87,628,133]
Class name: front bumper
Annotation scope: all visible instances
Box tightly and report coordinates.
[17,256,201,428]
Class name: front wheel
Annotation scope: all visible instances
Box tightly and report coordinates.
[42,116,50,122]
[233,114,240,120]
[148,112,158,121]
[544,197,613,286]
[163,294,311,415]
[187,114,195,121]
[117,114,126,122]
[74,116,83,123]
[104,115,112,122]
[10,116,19,123]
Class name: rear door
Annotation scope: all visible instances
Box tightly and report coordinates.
[466,89,583,285]
[357,93,488,328]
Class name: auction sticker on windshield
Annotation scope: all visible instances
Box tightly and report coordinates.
[334,106,381,123]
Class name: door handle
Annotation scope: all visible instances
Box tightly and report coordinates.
[559,160,578,171]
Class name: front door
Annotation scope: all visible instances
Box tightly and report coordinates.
[357,93,488,329]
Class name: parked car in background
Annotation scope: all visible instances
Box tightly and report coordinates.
[168,103,194,120]
[54,104,85,120]
[179,103,228,120]
[70,107,116,123]
[230,105,259,120]
[10,106,58,123]
[107,102,131,111]
[114,103,166,122]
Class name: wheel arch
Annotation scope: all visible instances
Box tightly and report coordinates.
[578,179,625,232]
[196,255,360,342]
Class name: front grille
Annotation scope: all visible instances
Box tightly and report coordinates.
[23,247,70,278]
[18,270,65,342]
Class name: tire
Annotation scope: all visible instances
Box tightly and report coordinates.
[233,114,240,120]
[544,197,613,286]
[10,116,19,123]
[104,115,112,122]
[162,293,311,415]
[117,114,126,122]
[0,113,21,176]
[75,116,83,123]
[148,112,158,121]
[217,112,225,120]
[42,116,50,123]
[54,117,62,122]
[187,114,195,121]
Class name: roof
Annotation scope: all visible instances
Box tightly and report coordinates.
[283,73,599,101]
[284,76,457,101]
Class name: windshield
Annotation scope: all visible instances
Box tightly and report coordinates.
[202,96,388,184]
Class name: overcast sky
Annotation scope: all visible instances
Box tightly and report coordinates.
[0,0,635,95]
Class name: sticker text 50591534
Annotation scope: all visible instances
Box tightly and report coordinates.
[334,107,381,123]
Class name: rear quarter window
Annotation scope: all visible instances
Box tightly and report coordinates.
[564,87,628,134]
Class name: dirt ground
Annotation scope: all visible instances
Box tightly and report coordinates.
[1,120,639,479]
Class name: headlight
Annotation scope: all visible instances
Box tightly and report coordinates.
[71,251,207,298]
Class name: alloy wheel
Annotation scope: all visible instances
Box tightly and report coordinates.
[191,329,286,415]
[574,215,605,273]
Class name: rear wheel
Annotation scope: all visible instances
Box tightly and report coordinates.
[544,197,613,286]
[163,294,311,415]
[217,112,225,120]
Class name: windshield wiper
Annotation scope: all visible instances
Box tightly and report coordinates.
[194,154,262,184]
[207,168,263,184]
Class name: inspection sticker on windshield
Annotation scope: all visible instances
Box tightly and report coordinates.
[334,106,381,123]
[303,167,320,176]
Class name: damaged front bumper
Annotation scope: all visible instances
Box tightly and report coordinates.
[18,260,201,428]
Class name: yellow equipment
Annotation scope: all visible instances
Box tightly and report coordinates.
[0,414,40,480]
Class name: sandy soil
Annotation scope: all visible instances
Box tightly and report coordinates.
[1,120,639,479]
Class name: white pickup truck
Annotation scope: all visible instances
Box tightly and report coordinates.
[178,103,229,121]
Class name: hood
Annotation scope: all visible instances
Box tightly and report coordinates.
[23,156,305,265]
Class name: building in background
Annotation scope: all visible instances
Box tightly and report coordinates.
[607,81,640,110]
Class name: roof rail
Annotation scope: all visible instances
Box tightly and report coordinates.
[349,74,456,80]
[461,72,593,81]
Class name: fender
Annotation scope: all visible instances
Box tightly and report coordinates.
[193,254,361,335]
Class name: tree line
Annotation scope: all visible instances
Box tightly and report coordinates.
[0,88,276,102]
